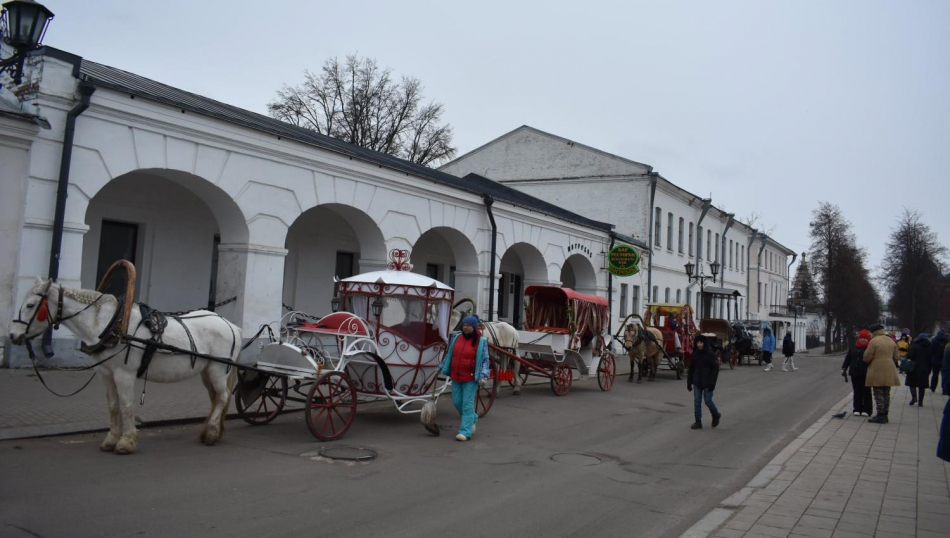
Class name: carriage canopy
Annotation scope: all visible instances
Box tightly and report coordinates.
[524,286,609,343]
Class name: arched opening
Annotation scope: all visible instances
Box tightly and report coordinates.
[560,253,598,294]
[282,203,387,316]
[410,227,480,303]
[497,242,548,328]
[82,169,248,312]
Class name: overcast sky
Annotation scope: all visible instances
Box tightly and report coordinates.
[44,0,948,276]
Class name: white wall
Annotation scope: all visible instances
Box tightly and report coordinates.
[0,127,34,359]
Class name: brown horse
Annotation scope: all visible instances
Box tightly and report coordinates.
[623,323,664,383]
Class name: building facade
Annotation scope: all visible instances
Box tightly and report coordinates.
[0,50,627,366]
[442,126,803,347]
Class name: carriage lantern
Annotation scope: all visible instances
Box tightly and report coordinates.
[371,297,385,319]
[0,0,54,84]
[330,295,340,313]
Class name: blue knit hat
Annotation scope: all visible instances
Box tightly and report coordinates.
[918,333,931,341]
[462,315,480,328]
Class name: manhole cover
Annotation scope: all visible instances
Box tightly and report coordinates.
[551,453,601,466]
[318,446,378,462]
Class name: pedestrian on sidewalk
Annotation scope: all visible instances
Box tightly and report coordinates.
[942,340,950,396]
[440,315,490,442]
[761,327,776,371]
[939,398,950,462]
[687,334,721,430]
[842,329,873,416]
[863,323,901,424]
[904,333,932,407]
[781,332,796,371]
[898,328,912,359]
[929,329,947,393]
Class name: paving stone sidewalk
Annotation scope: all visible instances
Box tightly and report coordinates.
[683,389,950,538]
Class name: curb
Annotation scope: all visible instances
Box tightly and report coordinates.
[678,391,854,538]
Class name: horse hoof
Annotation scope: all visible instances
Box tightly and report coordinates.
[100,433,119,452]
[114,438,136,455]
[512,388,521,396]
[203,426,221,446]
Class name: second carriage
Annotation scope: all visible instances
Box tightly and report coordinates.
[492,286,617,396]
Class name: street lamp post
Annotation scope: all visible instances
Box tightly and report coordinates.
[684,260,720,319]
[0,0,54,85]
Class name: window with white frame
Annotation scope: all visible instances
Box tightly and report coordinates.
[676,289,682,303]
[688,222,694,256]
[667,212,674,250]
[655,208,662,246]
[678,217,685,253]
[665,287,671,303]
[620,283,628,317]
[632,285,640,317]
[652,285,658,302]
[715,233,720,262]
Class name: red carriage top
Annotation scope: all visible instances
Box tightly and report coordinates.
[524,285,609,353]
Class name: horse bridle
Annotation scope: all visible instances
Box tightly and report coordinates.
[12,281,103,339]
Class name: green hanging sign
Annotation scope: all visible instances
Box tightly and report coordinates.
[608,244,640,277]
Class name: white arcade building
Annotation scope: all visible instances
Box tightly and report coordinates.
[0,48,641,367]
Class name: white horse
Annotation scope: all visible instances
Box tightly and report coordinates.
[10,277,240,454]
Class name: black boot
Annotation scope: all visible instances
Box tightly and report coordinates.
[909,399,917,405]
[868,414,886,424]
[691,420,702,429]
[712,413,721,428]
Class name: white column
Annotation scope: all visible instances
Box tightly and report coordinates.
[215,243,287,336]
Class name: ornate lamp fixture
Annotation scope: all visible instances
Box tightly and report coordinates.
[0,0,54,85]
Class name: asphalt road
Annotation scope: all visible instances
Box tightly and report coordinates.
[1,353,850,538]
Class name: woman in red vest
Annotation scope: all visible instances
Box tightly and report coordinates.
[440,315,490,441]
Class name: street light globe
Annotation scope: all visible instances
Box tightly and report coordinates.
[684,261,695,278]
[710,261,720,277]
[1,0,54,50]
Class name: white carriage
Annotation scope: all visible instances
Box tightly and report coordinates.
[235,254,497,440]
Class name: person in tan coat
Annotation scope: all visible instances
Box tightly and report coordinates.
[863,323,901,423]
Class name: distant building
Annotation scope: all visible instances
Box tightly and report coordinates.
[442,126,802,346]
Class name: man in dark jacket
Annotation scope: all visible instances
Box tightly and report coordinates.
[939,399,950,462]
[687,334,721,429]
[930,330,947,392]
[842,329,872,416]
[781,332,796,371]
[905,333,932,406]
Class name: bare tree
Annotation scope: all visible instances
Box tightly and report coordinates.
[880,209,947,334]
[268,54,456,166]
[809,202,860,352]
[739,211,776,236]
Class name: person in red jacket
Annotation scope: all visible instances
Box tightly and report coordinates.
[440,315,490,441]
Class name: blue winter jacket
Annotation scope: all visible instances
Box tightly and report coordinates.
[939,398,950,463]
[440,333,490,382]
[761,333,776,353]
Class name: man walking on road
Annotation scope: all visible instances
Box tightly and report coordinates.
[930,329,947,393]
[842,329,873,416]
[863,323,901,424]
[687,334,721,430]
[781,332,797,371]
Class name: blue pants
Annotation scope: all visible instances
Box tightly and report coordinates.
[694,388,719,421]
[451,380,478,438]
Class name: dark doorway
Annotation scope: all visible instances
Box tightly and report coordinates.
[96,220,138,297]
[335,252,355,279]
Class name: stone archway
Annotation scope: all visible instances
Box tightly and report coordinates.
[410,227,480,305]
[82,169,248,313]
[282,203,387,316]
[497,242,549,328]
[560,253,598,294]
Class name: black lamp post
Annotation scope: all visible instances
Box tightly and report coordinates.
[0,0,54,85]
[685,260,719,319]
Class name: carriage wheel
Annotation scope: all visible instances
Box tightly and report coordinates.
[597,353,616,391]
[550,363,573,396]
[476,361,499,418]
[236,373,287,425]
[508,364,530,389]
[306,371,357,441]
[675,359,684,380]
